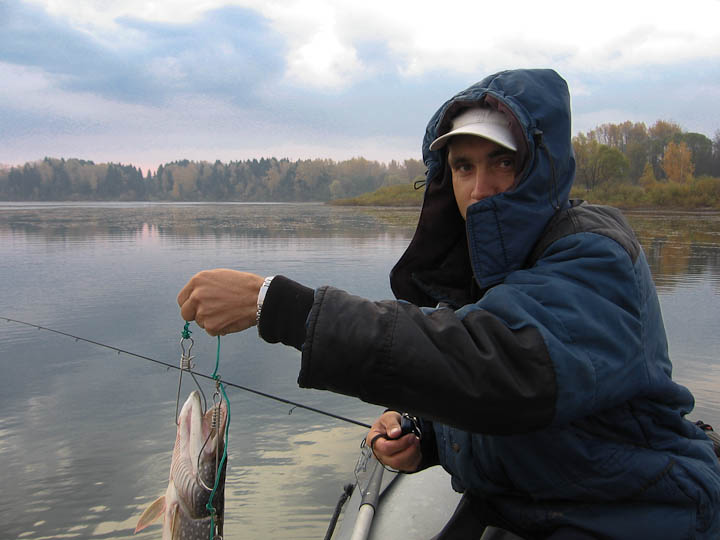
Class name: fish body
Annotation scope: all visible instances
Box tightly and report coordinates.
[136,390,227,539]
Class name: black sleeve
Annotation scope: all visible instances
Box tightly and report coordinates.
[258,279,556,435]
[417,417,439,471]
[257,275,314,350]
[299,286,556,435]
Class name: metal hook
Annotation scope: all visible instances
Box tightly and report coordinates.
[197,387,223,492]
[175,336,207,425]
[354,439,372,488]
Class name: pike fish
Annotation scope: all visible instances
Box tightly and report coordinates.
[135,390,228,539]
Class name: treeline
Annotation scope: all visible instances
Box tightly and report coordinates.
[573,120,720,188]
[0,157,426,202]
[3,119,720,204]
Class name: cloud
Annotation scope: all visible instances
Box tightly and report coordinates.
[285,29,363,90]
[116,8,286,103]
[0,2,161,103]
[1,1,285,106]
[2,0,720,168]
[253,0,720,86]
[22,0,720,90]
[10,1,720,95]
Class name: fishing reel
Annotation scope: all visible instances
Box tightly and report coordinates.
[399,413,422,440]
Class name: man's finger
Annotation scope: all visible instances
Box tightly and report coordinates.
[374,433,418,456]
[380,412,402,436]
[177,277,195,307]
[375,435,421,471]
[179,299,197,323]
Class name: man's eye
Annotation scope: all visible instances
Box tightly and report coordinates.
[498,158,515,168]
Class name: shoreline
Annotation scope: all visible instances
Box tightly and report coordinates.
[2,198,719,213]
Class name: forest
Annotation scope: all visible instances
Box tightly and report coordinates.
[1,119,720,206]
[0,156,425,202]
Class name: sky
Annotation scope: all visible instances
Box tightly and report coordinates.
[1,0,720,172]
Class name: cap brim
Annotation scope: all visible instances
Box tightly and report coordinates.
[429,123,517,152]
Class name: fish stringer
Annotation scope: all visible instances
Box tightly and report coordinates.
[176,322,207,424]
[201,336,231,540]
[178,324,230,540]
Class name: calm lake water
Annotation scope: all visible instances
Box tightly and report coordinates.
[1,202,720,540]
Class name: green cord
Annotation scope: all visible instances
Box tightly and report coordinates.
[181,321,192,339]
[212,334,221,378]
[207,335,230,540]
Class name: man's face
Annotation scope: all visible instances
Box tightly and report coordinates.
[448,135,517,219]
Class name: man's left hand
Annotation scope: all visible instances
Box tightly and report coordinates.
[365,411,422,472]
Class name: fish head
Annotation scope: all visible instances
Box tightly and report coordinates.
[176,389,228,494]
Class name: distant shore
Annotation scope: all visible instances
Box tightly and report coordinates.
[328,184,423,207]
[3,180,720,211]
[328,181,720,210]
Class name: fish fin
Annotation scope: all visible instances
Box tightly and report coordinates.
[134,495,166,533]
[170,503,181,538]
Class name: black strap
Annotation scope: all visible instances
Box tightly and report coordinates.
[369,433,385,450]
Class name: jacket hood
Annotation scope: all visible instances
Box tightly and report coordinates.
[391,69,575,305]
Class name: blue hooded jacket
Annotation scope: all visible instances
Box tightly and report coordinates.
[259,69,720,538]
[389,69,720,538]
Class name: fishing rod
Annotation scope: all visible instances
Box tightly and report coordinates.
[1,316,371,429]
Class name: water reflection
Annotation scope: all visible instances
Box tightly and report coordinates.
[0,202,420,242]
[4,204,720,295]
[223,425,366,538]
[626,211,720,292]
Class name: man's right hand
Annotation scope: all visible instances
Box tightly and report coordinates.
[365,411,422,472]
[177,269,264,337]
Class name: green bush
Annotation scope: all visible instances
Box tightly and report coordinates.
[572,177,720,209]
[330,183,424,206]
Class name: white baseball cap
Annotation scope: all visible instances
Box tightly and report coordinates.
[429,106,517,152]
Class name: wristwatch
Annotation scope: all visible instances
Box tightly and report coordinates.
[256,276,275,326]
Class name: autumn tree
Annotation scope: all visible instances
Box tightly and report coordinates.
[572,133,596,188]
[572,135,629,189]
[649,120,683,179]
[262,158,294,200]
[295,159,332,200]
[682,133,713,177]
[404,158,425,183]
[596,146,629,183]
[333,157,387,198]
[638,162,657,187]
[591,121,646,152]
[711,130,720,177]
[662,141,694,183]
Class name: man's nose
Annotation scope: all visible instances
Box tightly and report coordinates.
[469,169,496,200]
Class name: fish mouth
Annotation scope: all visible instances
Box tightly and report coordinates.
[177,390,227,477]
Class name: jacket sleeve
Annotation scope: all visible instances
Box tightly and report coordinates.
[261,232,652,435]
[297,285,556,435]
[258,275,555,434]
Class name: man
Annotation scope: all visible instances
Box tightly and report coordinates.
[178,69,720,538]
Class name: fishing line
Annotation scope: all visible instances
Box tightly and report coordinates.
[1,316,371,429]
[206,334,229,540]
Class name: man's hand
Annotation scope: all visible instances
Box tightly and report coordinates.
[177,269,264,336]
[365,411,422,472]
